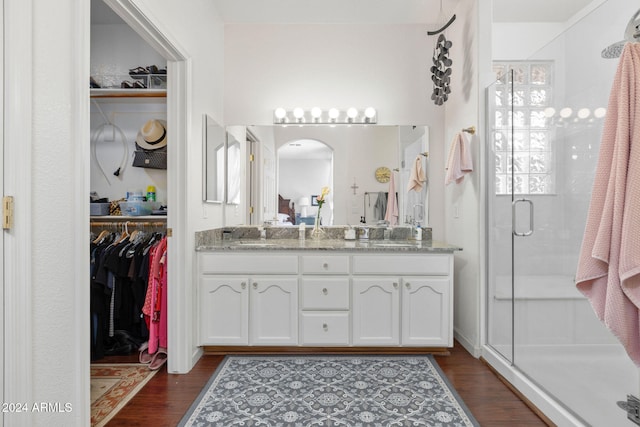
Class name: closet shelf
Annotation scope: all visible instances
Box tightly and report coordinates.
[90,88,166,98]
[90,215,167,221]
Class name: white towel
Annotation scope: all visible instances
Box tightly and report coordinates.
[407,155,427,192]
[384,173,399,225]
[445,132,473,185]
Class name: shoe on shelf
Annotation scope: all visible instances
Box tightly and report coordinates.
[132,80,147,89]
[90,76,101,88]
[129,66,148,76]
[121,80,134,89]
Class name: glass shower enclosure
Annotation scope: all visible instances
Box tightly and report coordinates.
[486,0,640,425]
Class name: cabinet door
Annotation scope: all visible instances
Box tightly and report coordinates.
[250,277,298,345]
[352,278,400,345]
[200,277,249,345]
[401,277,451,346]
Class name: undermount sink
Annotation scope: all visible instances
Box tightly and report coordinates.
[370,241,417,247]
[235,241,277,247]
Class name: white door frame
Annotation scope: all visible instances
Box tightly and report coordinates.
[3,0,34,425]
[104,0,197,374]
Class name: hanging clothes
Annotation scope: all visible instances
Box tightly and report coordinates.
[575,43,640,366]
[374,191,387,221]
[445,132,473,185]
[90,227,165,361]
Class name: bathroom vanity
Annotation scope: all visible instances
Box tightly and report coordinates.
[195,226,461,353]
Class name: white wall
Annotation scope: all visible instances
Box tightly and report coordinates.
[442,0,488,355]
[11,0,225,424]
[223,23,447,240]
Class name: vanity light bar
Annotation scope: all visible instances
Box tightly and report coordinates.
[273,107,377,125]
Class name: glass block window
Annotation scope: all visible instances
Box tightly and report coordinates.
[491,61,555,195]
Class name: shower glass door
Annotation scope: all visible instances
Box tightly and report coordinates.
[486,70,514,364]
[487,1,640,423]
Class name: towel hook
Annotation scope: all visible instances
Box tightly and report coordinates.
[463,126,476,135]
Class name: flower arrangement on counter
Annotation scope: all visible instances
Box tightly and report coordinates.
[312,186,330,238]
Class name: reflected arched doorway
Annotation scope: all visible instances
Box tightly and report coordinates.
[277,139,333,226]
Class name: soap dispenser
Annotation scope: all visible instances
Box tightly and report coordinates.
[414,223,422,241]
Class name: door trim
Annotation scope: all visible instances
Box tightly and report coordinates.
[103,0,198,374]
[3,0,34,425]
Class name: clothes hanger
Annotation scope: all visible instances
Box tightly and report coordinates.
[92,229,110,244]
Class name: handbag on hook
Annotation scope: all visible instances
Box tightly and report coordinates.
[132,119,167,170]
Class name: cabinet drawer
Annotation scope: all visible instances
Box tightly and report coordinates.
[301,255,349,274]
[352,254,450,275]
[301,312,350,345]
[302,278,350,310]
[199,253,298,274]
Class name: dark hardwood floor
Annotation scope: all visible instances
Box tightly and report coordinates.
[100,341,549,426]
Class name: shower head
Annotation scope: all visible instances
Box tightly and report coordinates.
[601,40,626,59]
[601,8,640,59]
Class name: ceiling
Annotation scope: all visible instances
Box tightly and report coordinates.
[92,0,597,26]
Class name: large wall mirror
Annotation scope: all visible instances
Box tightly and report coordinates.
[202,114,225,203]
[241,125,429,227]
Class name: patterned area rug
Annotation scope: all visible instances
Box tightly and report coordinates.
[91,363,158,427]
[179,355,479,426]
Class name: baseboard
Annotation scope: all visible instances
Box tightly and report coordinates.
[454,329,481,358]
[202,346,451,356]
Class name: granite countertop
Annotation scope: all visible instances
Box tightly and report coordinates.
[196,238,461,253]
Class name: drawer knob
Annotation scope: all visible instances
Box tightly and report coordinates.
[323,262,329,269]
[322,288,328,295]
[393,282,399,289]
[241,282,247,289]
[323,323,328,331]
[405,282,411,289]
[253,283,258,289]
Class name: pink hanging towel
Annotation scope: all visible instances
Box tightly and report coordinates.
[445,132,473,185]
[384,172,399,225]
[575,43,640,366]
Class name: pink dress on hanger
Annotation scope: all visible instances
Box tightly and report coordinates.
[143,237,167,355]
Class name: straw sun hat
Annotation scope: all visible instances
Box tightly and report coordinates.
[136,119,167,150]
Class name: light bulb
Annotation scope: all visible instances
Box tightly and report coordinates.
[594,107,607,118]
[311,107,322,118]
[347,108,358,119]
[577,108,590,119]
[364,107,376,118]
[543,107,555,118]
[328,108,340,121]
[274,108,286,119]
[293,108,304,119]
[559,107,573,119]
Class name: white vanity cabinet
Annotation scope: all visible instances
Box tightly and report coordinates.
[198,253,299,346]
[352,254,453,347]
[197,249,454,349]
[352,278,400,345]
[200,276,249,344]
[300,255,350,345]
[250,277,298,345]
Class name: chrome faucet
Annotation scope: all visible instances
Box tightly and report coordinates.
[413,203,424,225]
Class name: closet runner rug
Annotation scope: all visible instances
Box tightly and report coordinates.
[90,363,158,427]
[179,355,479,426]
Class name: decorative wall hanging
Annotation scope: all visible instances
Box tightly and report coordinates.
[431,34,453,106]
[427,11,456,106]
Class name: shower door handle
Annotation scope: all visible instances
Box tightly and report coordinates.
[512,198,534,237]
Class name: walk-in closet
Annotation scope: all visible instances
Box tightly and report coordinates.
[89,0,169,371]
